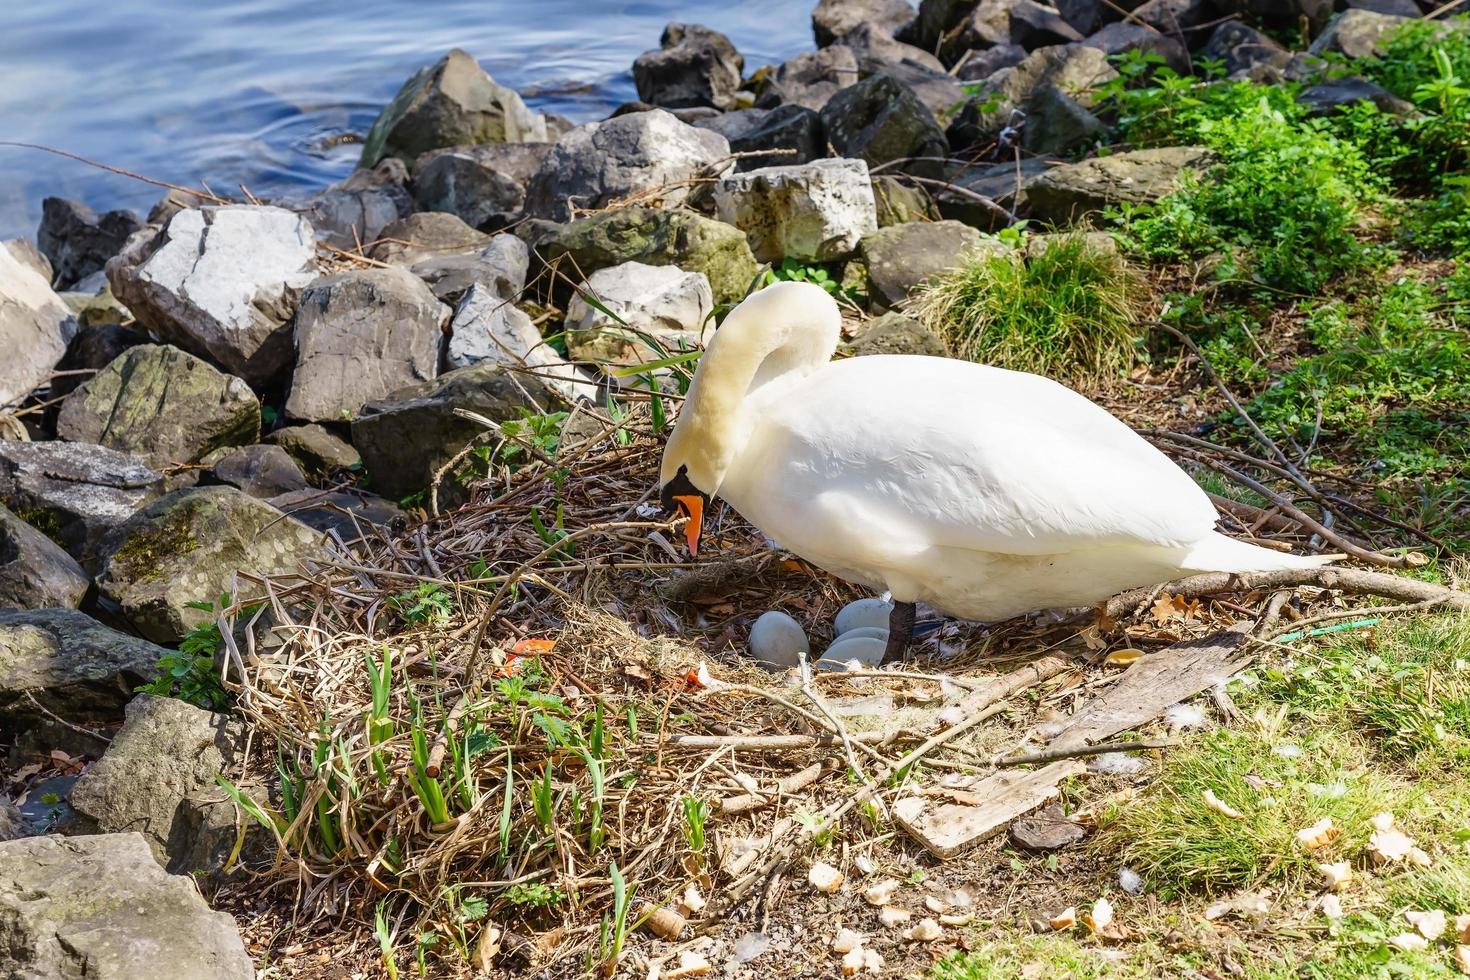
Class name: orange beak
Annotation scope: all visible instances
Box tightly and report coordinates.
[672,494,704,556]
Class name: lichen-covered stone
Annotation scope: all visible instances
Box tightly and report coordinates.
[872,176,940,227]
[0,504,90,609]
[1025,146,1211,224]
[714,158,879,263]
[843,311,949,358]
[95,486,328,643]
[264,424,360,480]
[50,323,148,399]
[56,344,260,468]
[860,220,996,310]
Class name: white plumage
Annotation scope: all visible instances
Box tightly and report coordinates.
[660,281,1329,624]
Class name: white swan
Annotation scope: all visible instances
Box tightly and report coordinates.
[659,281,1330,661]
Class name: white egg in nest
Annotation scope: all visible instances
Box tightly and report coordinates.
[834,598,892,636]
[748,610,809,670]
[817,633,886,670]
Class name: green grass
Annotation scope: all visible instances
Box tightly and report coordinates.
[911,232,1145,385]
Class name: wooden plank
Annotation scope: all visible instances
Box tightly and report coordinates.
[1048,625,1252,751]
[893,759,1084,859]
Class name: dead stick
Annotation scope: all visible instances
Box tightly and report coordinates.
[667,732,894,750]
[993,738,1177,769]
[720,762,831,815]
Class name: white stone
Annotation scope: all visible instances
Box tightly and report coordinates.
[713,158,878,263]
[0,244,75,407]
[748,609,809,670]
[564,261,714,371]
[449,283,597,403]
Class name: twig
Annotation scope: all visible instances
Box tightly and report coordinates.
[992,737,1177,768]
[720,762,831,815]
[0,141,230,203]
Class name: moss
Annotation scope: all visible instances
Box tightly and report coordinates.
[10,503,67,547]
[107,510,200,584]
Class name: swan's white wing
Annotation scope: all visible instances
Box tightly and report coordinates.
[730,355,1217,556]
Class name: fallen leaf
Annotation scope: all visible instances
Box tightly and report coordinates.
[509,637,555,655]
[1406,909,1447,941]
[1202,789,1245,820]
[1105,648,1144,666]
[474,924,502,972]
[1150,595,1180,626]
[1296,817,1339,851]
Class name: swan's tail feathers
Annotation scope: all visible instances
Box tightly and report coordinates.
[1180,532,1337,574]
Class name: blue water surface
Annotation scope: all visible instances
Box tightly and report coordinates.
[0,0,817,240]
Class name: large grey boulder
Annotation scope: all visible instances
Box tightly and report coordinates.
[565,262,714,370]
[694,105,825,171]
[860,220,995,310]
[204,444,309,499]
[634,23,745,110]
[68,695,244,873]
[359,48,547,169]
[0,833,253,979]
[1026,146,1211,224]
[287,158,414,251]
[106,205,317,386]
[0,440,163,569]
[812,0,916,46]
[521,207,760,305]
[525,109,731,222]
[821,74,949,179]
[351,363,549,501]
[95,486,329,644]
[368,211,489,267]
[840,22,946,75]
[714,158,880,263]
[265,424,360,480]
[1309,9,1412,58]
[755,46,859,111]
[285,268,449,423]
[412,142,552,230]
[0,504,90,609]
[411,231,531,304]
[0,608,165,743]
[37,197,144,290]
[0,240,75,408]
[447,285,594,403]
[56,345,260,469]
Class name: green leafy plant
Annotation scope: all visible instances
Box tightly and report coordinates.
[137,595,238,710]
[764,257,852,299]
[681,795,709,855]
[596,862,634,977]
[390,583,455,627]
[366,647,394,786]
[375,900,400,980]
[505,881,565,908]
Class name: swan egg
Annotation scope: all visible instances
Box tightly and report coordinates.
[748,610,809,670]
[817,634,886,669]
[834,598,893,636]
[839,626,891,643]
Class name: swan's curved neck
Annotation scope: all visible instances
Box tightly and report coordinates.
[661,282,841,495]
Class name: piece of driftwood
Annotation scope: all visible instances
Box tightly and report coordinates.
[1048,625,1252,750]
[893,760,1085,859]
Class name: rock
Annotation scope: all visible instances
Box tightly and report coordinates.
[844,311,948,356]
[60,277,130,329]
[56,345,260,469]
[268,488,405,545]
[287,158,413,251]
[755,46,859,111]
[609,101,722,124]
[368,211,489,267]
[1009,804,1087,850]
[522,207,760,305]
[748,610,810,669]
[351,363,548,501]
[1297,78,1414,117]
[1008,0,1084,48]
[873,61,971,121]
[50,323,149,399]
[860,220,990,309]
[146,189,207,226]
[1131,0,1219,33]
[0,440,163,568]
[1025,146,1211,224]
[1053,0,1113,34]
[3,239,52,282]
[410,232,530,303]
[841,22,947,74]
[1023,85,1108,155]
[1201,20,1292,78]
[902,0,980,51]
[0,504,90,609]
[935,0,1027,65]
[412,142,552,230]
[948,43,1115,153]
[873,176,940,226]
[955,43,1028,80]
[1026,229,1117,259]
[0,240,75,408]
[812,0,916,47]
[204,444,309,498]
[634,23,744,110]
[0,833,253,978]
[37,198,144,290]
[0,798,23,841]
[359,48,546,169]
[822,74,949,179]
[105,205,317,387]
[835,597,893,634]
[0,608,165,743]
[1080,22,1190,76]
[1238,0,1332,32]
[1348,0,1419,13]
[285,268,448,423]
[714,158,879,264]
[264,424,360,479]
[565,262,714,368]
[1310,8,1410,58]
[448,283,595,402]
[67,695,245,873]
[95,486,328,644]
[525,109,731,222]
[933,157,1049,229]
[694,105,825,171]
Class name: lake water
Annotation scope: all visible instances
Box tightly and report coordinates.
[0,0,819,241]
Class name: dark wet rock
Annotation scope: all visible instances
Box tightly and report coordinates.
[56,345,260,469]
[520,207,760,305]
[860,220,995,309]
[268,488,406,545]
[203,444,309,499]
[1201,20,1292,78]
[0,608,164,743]
[368,211,489,267]
[844,310,949,357]
[1026,146,1211,224]
[608,101,723,124]
[1309,9,1413,58]
[754,45,860,111]
[933,157,1049,229]
[0,832,253,978]
[288,158,414,251]
[1008,0,1084,49]
[285,268,448,423]
[525,109,730,222]
[1297,77,1414,117]
[634,22,744,111]
[821,74,949,179]
[351,363,550,502]
[1026,84,1108,155]
[1009,804,1087,850]
[265,424,360,480]
[1347,0,1420,13]
[901,0,980,52]
[50,324,149,399]
[105,205,317,387]
[359,48,546,169]
[94,486,328,644]
[955,43,1028,81]
[1081,21,1190,76]
[873,176,940,226]
[0,440,164,569]
[0,503,90,609]
[1131,0,1220,33]
[37,197,144,290]
[713,158,879,263]
[411,142,552,230]
[1237,0,1332,32]
[693,105,825,171]
[874,61,971,121]
[812,0,916,47]
[0,244,75,408]
[947,43,1114,153]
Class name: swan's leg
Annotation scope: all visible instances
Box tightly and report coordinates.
[880,601,916,664]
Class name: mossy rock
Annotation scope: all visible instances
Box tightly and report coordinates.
[842,312,948,358]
